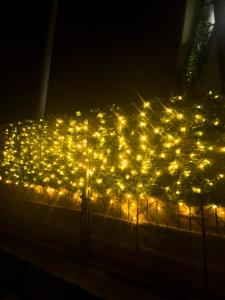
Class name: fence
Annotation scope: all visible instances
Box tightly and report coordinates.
[90,192,225,236]
[0,183,225,297]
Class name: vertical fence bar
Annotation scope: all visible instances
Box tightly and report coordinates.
[166,198,169,227]
[120,195,122,219]
[80,119,91,264]
[189,205,192,231]
[215,206,222,296]
[156,199,158,225]
[201,203,208,294]
[135,194,140,278]
[215,206,218,234]
[128,196,130,221]
[146,198,149,223]
[188,205,194,287]
[177,202,180,229]
[80,190,91,263]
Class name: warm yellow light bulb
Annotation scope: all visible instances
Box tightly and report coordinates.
[140,135,147,142]
[143,101,150,108]
[139,121,147,127]
[136,155,142,161]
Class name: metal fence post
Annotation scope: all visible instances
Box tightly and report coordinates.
[128,196,130,221]
[80,119,91,263]
[146,198,149,223]
[166,198,169,227]
[215,206,218,234]
[156,199,158,225]
[200,202,208,294]
[215,206,222,296]
[189,205,192,231]
[120,195,122,219]
[135,194,140,278]
[177,202,180,229]
[80,190,91,263]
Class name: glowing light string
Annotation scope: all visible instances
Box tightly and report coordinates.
[0,92,224,223]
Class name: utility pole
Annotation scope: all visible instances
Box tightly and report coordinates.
[38,0,59,119]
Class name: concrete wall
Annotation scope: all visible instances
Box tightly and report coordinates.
[0,195,225,297]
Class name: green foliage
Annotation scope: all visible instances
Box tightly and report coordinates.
[0,92,225,206]
[186,2,214,83]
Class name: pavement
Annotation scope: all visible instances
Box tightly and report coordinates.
[0,228,168,300]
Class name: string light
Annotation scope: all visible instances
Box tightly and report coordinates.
[0,92,224,223]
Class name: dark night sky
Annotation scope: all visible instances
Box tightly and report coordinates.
[0,0,185,124]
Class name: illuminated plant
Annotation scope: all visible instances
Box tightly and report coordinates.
[0,92,224,210]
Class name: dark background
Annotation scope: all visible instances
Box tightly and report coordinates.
[0,250,99,299]
[0,0,185,124]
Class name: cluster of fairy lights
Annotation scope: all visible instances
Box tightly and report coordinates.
[0,92,225,222]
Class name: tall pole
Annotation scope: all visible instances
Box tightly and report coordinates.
[38,0,59,119]
[81,120,91,263]
[200,202,208,294]
[135,193,139,278]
